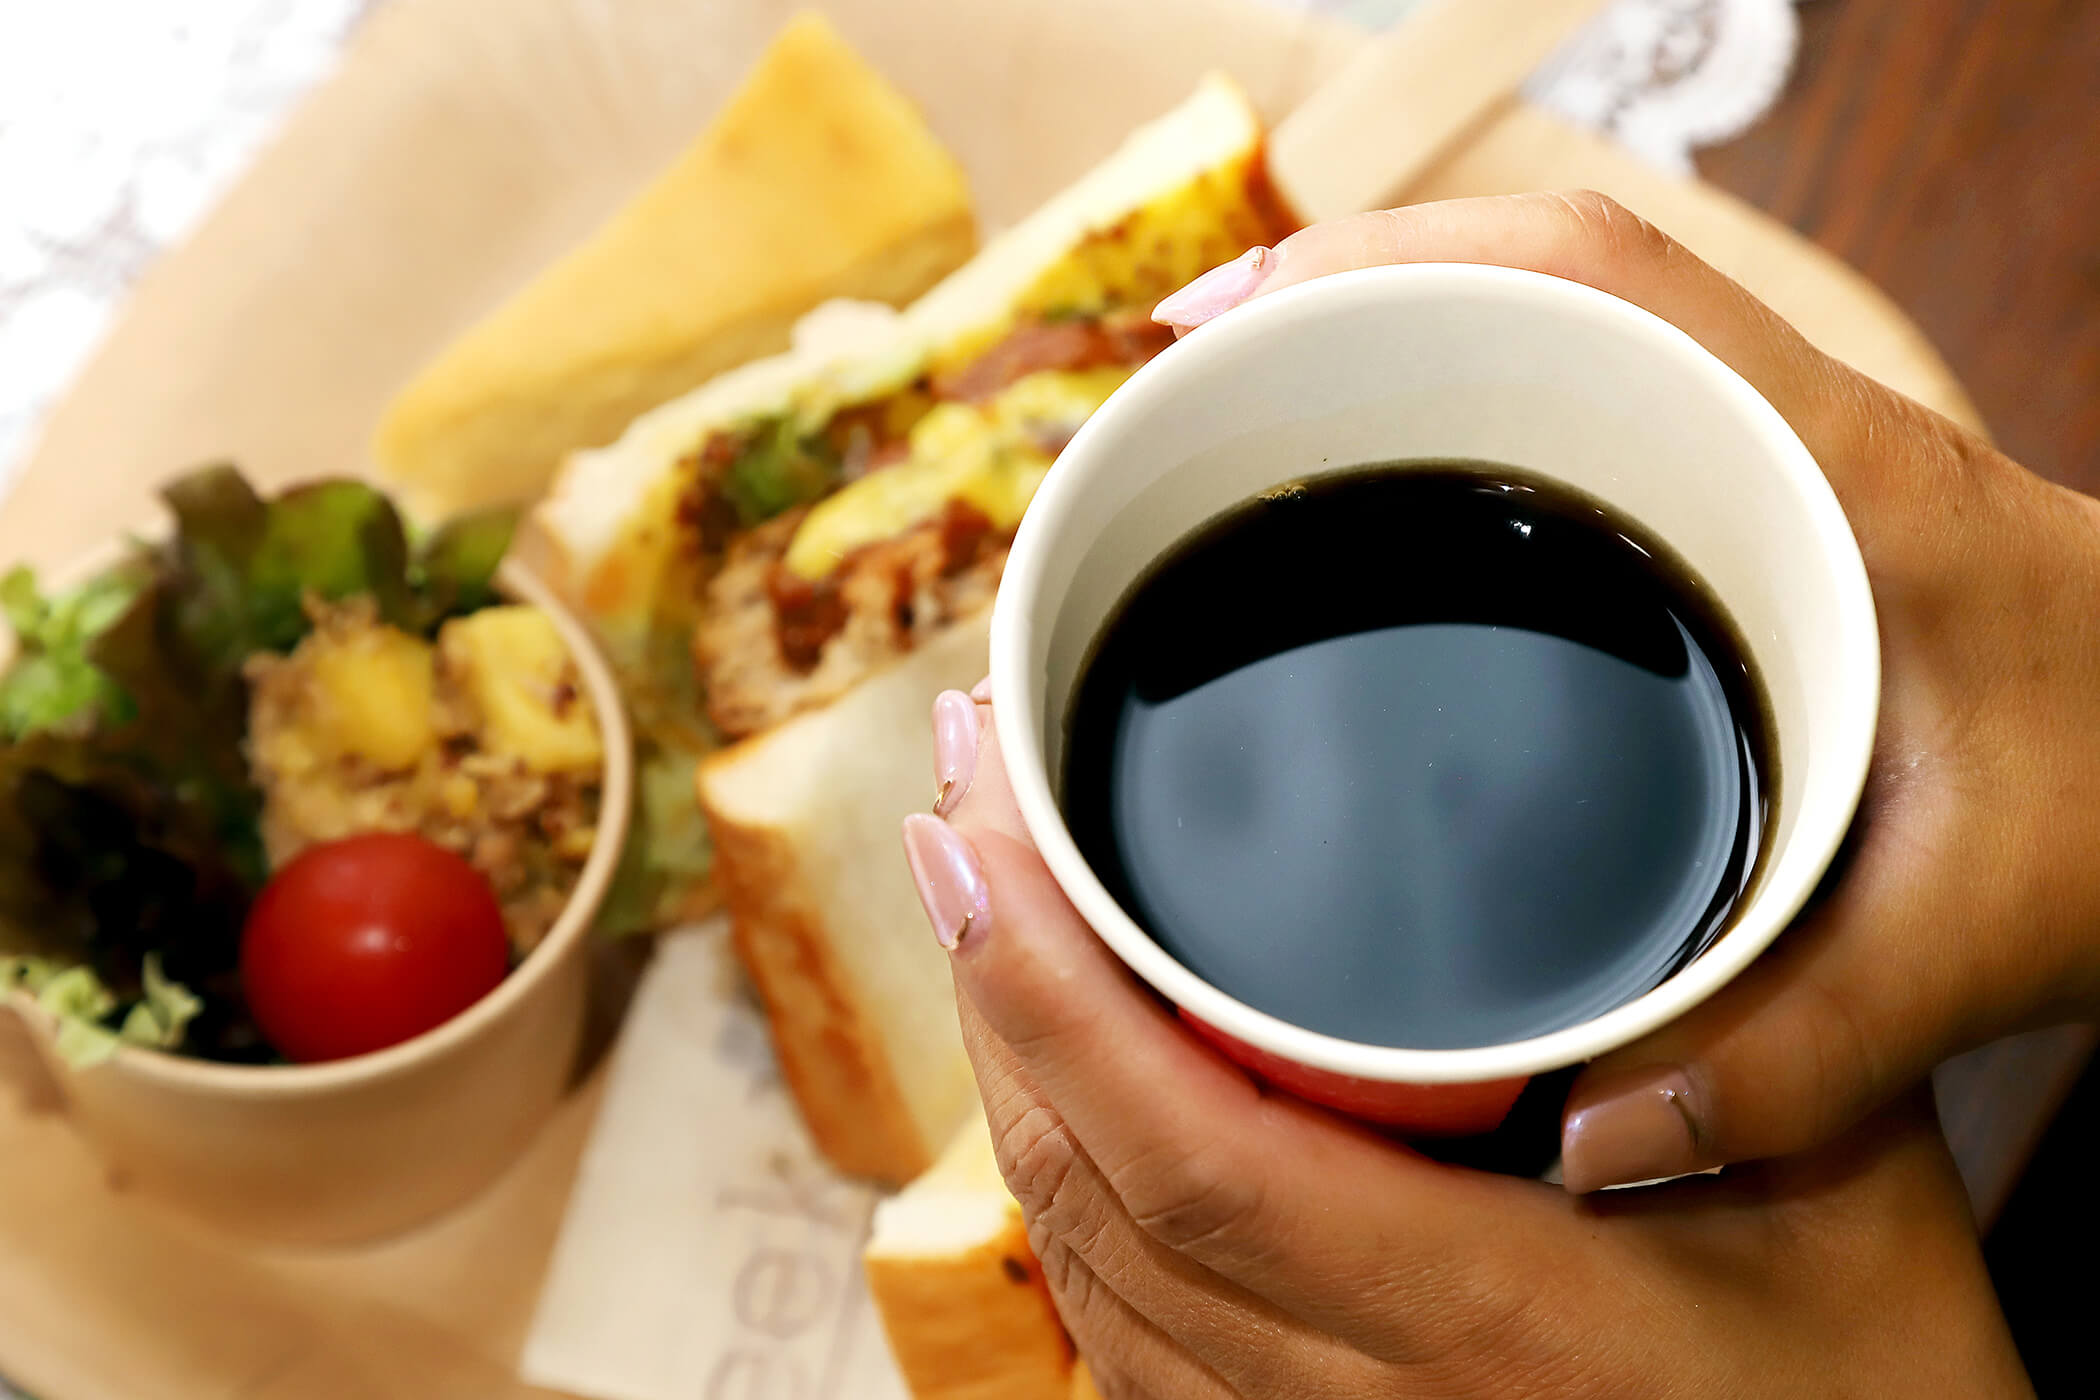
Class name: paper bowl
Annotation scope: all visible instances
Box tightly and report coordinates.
[6,555,633,1247]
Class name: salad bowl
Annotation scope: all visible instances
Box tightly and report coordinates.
[2,505,633,1247]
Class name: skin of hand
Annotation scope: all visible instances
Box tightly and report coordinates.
[903,699,2030,1397]
[890,190,2098,1396]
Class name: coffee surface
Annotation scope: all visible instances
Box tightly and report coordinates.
[1062,465,1772,1050]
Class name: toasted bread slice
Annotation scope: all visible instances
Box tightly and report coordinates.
[374,13,975,517]
[698,611,990,1180]
[542,71,1281,931]
[865,1107,1073,1400]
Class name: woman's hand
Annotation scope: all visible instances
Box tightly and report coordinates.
[892,191,2100,1394]
[903,696,2031,1397]
[1159,192,2100,1194]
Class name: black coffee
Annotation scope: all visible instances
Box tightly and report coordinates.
[1062,464,1773,1050]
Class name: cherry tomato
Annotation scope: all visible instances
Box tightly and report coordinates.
[241,832,510,1063]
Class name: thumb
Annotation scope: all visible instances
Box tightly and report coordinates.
[1559,802,2059,1192]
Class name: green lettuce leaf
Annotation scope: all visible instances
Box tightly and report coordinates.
[0,953,202,1069]
[0,958,120,1068]
[119,953,204,1051]
[720,418,843,527]
[37,964,122,1068]
[0,562,146,740]
[409,506,518,629]
[597,740,714,936]
[159,465,418,662]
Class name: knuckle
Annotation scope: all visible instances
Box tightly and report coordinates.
[1012,1135,1154,1299]
[1028,1223,1096,1314]
[1365,204,1416,257]
[975,1059,1038,1142]
[989,1100,1159,1307]
[1050,1184,1123,1264]
[1542,189,1675,268]
[1697,971,1887,1162]
[1032,1244,1136,1389]
[1793,974,1887,1141]
[1027,1236,1142,1394]
[1117,1140,1265,1256]
[1547,187,1623,221]
[992,1101,1078,1222]
[1000,1012,1096,1078]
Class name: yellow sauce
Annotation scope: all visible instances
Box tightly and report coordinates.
[782,367,1131,579]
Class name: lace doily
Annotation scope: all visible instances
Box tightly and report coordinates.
[0,0,1798,486]
[1522,0,1800,175]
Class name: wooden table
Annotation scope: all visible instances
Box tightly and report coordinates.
[1702,0,2100,493]
[1698,0,2100,1227]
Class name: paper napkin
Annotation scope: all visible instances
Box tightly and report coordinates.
[522,921,910,1400]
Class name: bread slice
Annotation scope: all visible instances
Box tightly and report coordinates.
[373,13,975,518]
[698,611,991,1181]
[541,73,1282,929]
[541,72,1275,607]
[866,1107,1074,1400]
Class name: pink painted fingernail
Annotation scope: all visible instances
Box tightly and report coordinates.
[933,689,979,816]
[969,675,992,703]
[1152,246,1273,331]
[1560,1067,1702,1193]
[901,813,990,950]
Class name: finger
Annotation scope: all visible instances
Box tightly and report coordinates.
[955,1008,1244,1400]
[1559,785,2084,1190]
[1057,1278,1239,1400]
[1582,1084,1958,1229]
[910,710,1571,1346]
[930,688,1026,840]
[1160,192,1984,549]
[1256,194,1820,428]
[1159,193,1816,429]
[958,987,1379,1397]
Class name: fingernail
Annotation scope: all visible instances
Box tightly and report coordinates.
[901,813,990,951]
[969,676,992,703]
[932,689,980,816]
[1152,246,1272,330]
[1560,1067,1702,1194]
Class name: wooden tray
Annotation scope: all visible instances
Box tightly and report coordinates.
[0,0,1980,1395]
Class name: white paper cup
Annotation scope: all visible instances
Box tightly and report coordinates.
[991,263,1878,1135]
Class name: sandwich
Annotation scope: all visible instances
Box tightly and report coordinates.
[865,1107,1075,1400]
[700,609,990,1177]
[536,76,1297,1160]
[373,12,977,521]
[865,1108,1117,1400]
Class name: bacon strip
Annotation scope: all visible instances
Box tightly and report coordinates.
[929,310,1174,402]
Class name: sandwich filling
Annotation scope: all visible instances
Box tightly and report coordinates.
[670,159,1286,740]
[689,360,1147,737]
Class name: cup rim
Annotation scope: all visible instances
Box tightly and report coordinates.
[6,547,633,1098]
[991,262,1880,1085]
